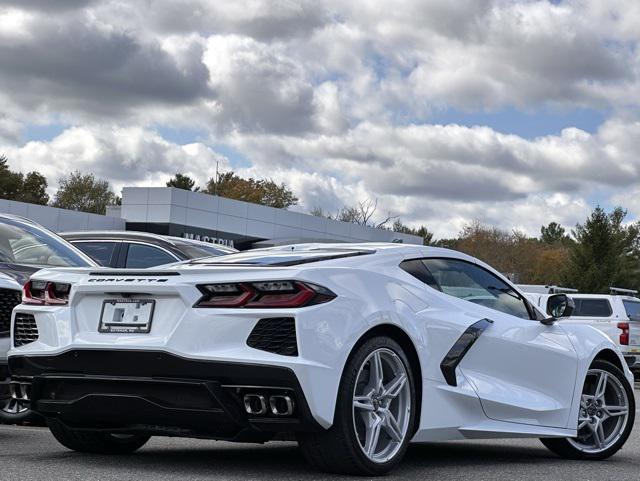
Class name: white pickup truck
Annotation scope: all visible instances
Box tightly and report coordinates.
[523,287,640,373]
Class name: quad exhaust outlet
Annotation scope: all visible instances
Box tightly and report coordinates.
[242,392,295,417]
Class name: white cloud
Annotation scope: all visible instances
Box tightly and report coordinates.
[3,126,228,195]
[2,0,640,239]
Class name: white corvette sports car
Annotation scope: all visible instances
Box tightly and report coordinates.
[9,244,635,475]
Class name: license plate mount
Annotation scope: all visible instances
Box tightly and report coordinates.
[98,299,155,334]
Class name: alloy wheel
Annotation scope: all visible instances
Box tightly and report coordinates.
[352,348,412,463]
[568,368,630,453]
[2,382,30,415]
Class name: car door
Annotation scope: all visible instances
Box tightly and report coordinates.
[421,257,579,429]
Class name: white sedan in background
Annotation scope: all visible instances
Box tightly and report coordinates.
[9,244,635,475]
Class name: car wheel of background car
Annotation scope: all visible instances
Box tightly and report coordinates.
[47,419,151,454]
[0,381,40,425]
[540,359,635,460]
[297,336,416,476]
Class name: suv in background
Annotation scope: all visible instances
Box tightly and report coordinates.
[524,287,640,373]
[60,231,237,268]
[0,214,96,423]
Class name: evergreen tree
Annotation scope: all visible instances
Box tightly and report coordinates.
[166,173,199,191]
[563,207,640,293]
[0,154,25,201]
[540,222,570,245]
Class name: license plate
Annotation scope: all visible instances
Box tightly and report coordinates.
[99,299,155,334]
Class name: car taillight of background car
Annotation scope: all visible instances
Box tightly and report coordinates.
[22,280,71,306]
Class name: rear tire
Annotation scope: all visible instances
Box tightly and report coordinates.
[541,360,634,460]
[48,419,150,454]
[297,336,417,476]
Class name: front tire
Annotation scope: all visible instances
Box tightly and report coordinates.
[48,419,150,454]
[297,336,417,476]
[541,360,634,460]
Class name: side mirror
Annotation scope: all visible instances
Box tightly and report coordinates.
[543,294,575,324]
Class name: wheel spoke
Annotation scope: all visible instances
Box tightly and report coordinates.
[595,372,608,400]
[382,373,407,400]
[604,405,628,417]
[354,396,375,411]
[578,416,590,430]
[382,409,403,442]
[364,413,382,457]
[370,352,384,392]
[589,421,604,449]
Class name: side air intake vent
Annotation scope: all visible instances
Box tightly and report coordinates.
[0,288,21,337]
[247,317,298,356]
[14,313,39,347]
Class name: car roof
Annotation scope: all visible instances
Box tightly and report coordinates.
[61,230,238,252]
[61,230,179,246]
[0,213,40,226]
[191,242,485,268]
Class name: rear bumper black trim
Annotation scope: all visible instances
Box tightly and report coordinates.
[440,318,493,387]
[9,349,323,439]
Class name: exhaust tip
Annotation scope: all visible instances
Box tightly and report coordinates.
[269,395,295,416]
[243,394,267,415]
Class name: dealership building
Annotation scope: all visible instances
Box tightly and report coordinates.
[0,187,422,249]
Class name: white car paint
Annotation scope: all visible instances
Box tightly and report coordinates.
[526,292,640,370]
[9,243,631,443]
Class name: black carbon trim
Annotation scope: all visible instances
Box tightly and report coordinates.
[440,318,493,387]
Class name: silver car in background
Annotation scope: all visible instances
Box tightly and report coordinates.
[0,214,96,423]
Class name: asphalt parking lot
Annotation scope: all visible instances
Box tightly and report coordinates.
[2,396,640,481]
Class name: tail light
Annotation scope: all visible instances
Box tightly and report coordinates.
[618,322,629,346]
[194,281,336,308]
[23,280,71,306]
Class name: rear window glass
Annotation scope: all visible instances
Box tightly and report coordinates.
[569,298,613,317]
[623,300,640,319]
[191,249,373,266]
[74,241,118,267]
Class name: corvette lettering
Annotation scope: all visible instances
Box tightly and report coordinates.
[87,278,169,283]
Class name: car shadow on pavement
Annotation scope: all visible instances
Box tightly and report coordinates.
[28,438,574,481]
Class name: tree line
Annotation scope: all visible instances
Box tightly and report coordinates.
[437,207,640,294]
[2,157,637,292]
[1,155,119,214]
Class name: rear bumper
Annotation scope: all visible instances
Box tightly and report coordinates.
[9,349,323,440]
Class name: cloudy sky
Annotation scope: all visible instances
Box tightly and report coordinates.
[1,0,640,238]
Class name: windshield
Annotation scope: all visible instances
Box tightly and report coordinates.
[0,217,94,268]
